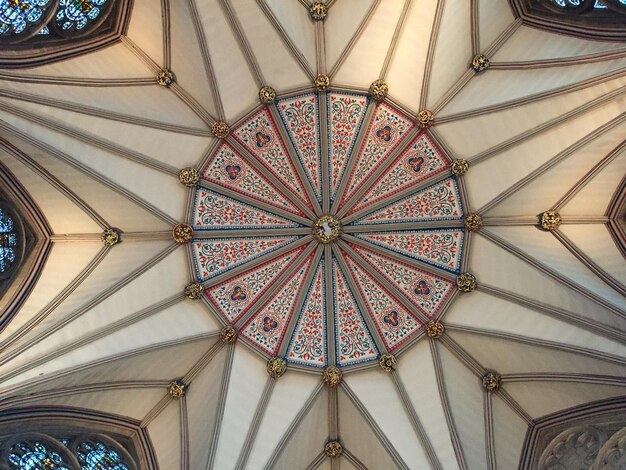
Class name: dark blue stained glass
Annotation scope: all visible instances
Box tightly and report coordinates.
[55,0,108,31]
[0,207,18,274]
[0,0,53,36]
[76,440,129,470]
[7,440,70,470]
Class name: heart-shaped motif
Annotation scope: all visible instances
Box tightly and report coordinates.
[225,164,242,180]
[262,315,279,332]
[255,131,271,148]
[414,280,431,296]
[230,286,247,302]
[407,156,424,173]
[375,125,393,142]
[383,310,400,327]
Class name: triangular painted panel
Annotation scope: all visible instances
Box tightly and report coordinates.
[344,254,422,351]
[352,177,463,226]
[233,107,312,209]
[205,245,307,323]
[332,258,379,367]
[340,102,414,207]
[201,142,304,217]
[350,132,450,215]
[350,244,455,317]
[192,188,301,230]
[191,236,300,281]
[241,255,315,355]
[356,229,465,274]
[277,94,322,201]
[286,259,327,367]
[327,92,369,201]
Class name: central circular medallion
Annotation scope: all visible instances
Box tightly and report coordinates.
[313,215,341,244]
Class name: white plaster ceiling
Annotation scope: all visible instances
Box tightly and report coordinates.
[0,0,625,469]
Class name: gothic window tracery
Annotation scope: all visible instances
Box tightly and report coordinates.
[0,433,136,470]
[0,204,21,280]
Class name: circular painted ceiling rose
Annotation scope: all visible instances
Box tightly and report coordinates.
[190,90,467,370]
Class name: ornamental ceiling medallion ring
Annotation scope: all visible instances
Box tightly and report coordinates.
[313,215,341,244]
[189,87,468,373]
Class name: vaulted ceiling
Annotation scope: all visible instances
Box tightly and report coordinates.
[0,0,625,469]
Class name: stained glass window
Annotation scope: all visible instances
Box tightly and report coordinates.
[0,0,54,37]
[7,440,71,470]
[75,440,129,470]
[0,207,18,275]
[55,0,109,32]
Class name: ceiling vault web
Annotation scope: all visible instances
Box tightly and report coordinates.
[419,0,444,111]
[476,112,626,214]
[378,0,412,80]
[0,294,184,386]
[474,283,626,344]
[478,229,626,318]
[446,324,626,367]
[468,86,626,164]
[0,101,180,176]
[470,0,479,57]
[438,67,626,124]
[0,1,624,468]
[218,0,265,88]
[257,0,316,80]
[0,138,110,229]
[431,19,522,116]
[440,334,533,425]
[186,0,226,121]
[327,0,381,78]
[429,339,468,470]
[390,371,443,469]
[0,243,179,370]
[341,382,409,469]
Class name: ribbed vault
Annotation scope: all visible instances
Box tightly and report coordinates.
[0,0,625,469]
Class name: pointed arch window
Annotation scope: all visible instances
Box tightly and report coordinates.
[0,204,23,280]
